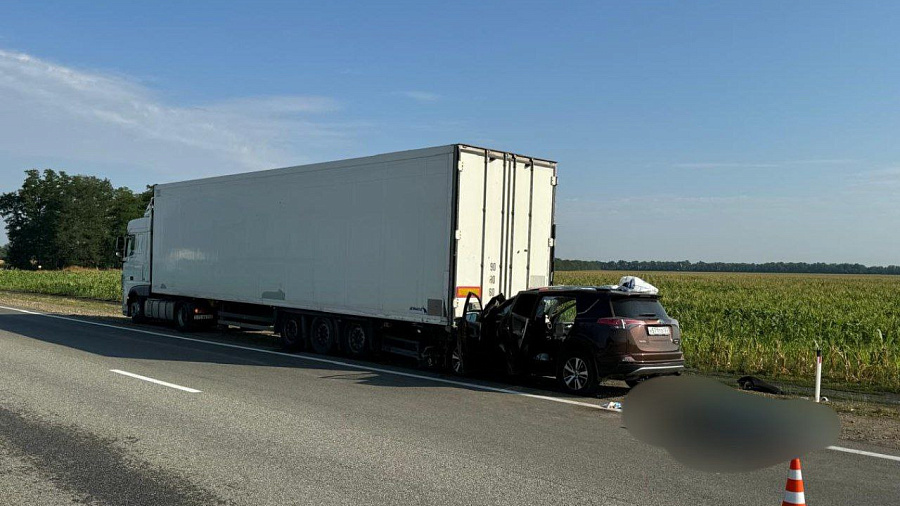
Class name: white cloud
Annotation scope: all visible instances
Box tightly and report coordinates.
[672,159,858,170]
[398,90,441,102]
[847,167,900,194]
[0,49,357,185]
[861,167,900,180]
[672,162,781,169]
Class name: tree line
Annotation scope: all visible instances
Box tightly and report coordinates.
[554,259,900,275]
[0,169,151,269]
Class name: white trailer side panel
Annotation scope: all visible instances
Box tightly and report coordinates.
[152,146,456,325]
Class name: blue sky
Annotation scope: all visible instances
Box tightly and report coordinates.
[1,1,898,265]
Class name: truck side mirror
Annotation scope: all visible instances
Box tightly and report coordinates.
[114,236,125,261]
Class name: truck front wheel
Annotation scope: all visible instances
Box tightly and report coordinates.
[310,317,336,354]
[129,298,145,324]
[175,303,194,332]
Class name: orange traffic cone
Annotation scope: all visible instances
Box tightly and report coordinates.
[781,458,806,506]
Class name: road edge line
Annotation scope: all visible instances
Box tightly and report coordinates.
[110,369,202,393]
[827,445,900,462]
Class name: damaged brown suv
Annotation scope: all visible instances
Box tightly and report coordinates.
[455,286,685,395]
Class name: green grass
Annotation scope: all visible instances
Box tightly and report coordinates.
[0,269,120,301]
[557,271,900,392]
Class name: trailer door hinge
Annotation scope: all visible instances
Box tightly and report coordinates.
[550,176,558,186]
[458,161,464,171]
[455,229,462,240]
[548,238,555,247]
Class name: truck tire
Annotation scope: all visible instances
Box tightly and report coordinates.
[175,303,193,332]
[343,322,369,357]
[281,316,304,351]
[557,350,598,395]
[129,298,145,324]
[310,317,336,354]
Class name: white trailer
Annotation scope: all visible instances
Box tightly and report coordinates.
[120,144,556,364]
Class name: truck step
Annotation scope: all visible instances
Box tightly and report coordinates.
[217,311,274,324]
[217,319,272,331]
[380,335,421,359]
[380,345,420,359]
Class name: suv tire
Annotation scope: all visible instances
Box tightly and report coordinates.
[557,350,598,395]
[450,336,468,375]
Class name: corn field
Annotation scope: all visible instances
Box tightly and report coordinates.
[557,271,900,392]
[0,269,120,301]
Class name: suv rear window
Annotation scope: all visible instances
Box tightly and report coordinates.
[574,294,612,319]
[611,297,668,319]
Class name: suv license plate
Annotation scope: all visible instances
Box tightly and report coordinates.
[647,326,670,336]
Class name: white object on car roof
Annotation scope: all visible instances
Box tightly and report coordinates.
[617,276,659,295]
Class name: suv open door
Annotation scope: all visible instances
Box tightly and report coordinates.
[451,292,482,375]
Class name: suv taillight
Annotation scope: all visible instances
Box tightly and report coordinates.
[596,317,644,329]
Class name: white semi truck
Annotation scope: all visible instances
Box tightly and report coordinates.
[120,144,557,367]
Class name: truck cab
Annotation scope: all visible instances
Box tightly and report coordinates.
[120,216,151,317]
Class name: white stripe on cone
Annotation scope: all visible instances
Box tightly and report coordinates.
[783,491,806,504]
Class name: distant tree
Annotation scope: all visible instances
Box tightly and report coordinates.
[55,175,116,268]
[0,169,151,269]
[0,170,67,269]
[107,185,153,248]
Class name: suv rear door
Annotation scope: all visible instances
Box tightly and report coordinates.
[611,296,681,352]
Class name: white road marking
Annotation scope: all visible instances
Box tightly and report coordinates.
[110,369,202,393]
[827,445,900,462]
[4,304,900,463]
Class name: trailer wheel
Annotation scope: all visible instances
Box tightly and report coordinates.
[129,298,145,324]
[343,322,369,357]
[281,316,304,351]
[175,303,193,332]
[310,317,336,354]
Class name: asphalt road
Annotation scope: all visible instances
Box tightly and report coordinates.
[0,305,897,505]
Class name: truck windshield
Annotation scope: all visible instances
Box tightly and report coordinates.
[611,297,668,319]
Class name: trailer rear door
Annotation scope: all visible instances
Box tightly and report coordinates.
[453,146,556,318]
